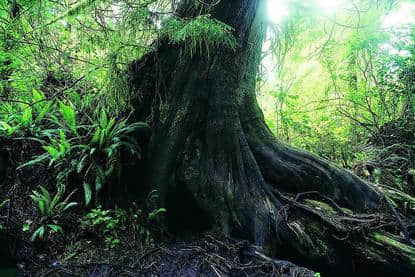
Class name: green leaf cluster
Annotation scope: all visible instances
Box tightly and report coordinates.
[28,185,78,241]
[162,14,237,57]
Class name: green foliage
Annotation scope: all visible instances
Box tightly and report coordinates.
[162,14,237,57]
[18,129,71,169]
[30,185,78,219]
[32,90,52,124]
[0,0,159,137]
[80,190,166,248]
[59,102,77,135]
[146,190,167,221]
[29,185,78,241]
[16,106,147,206]
[148,207,167,221]
[80,206,125,249]
[0,91,52,137]
[0,120,16,137]
[260,0,415,174]
[76,111,147,205]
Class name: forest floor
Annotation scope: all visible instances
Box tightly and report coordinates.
[12,234,315,277]
[0,139,317,277]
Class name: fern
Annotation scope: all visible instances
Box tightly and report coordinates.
[21,107,33,128]
[16,102,148,207]
[59,102,77,134]
[75,113,148,205]
[29,185,77,241]
[83,182,92,206]
[32,89,52,124]
[0,121,16,137]
[162,14,237,57]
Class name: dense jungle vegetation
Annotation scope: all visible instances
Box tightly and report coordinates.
[1,0,415,276]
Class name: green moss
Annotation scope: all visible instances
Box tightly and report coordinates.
[307,221,322,233]
[304,199,335,212]
[374,232,415,263]
[384,188,415,206]
[305,221,330,257]
[341,207,353,214]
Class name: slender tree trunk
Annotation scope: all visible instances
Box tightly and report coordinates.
[128,0,415,275]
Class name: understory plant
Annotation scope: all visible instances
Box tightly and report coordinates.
[18,104,148,206]
[28,185,77,241]
[80,191,166,248]
[80,206,126,249]
[76,110,147,206]
[0,90,52,138]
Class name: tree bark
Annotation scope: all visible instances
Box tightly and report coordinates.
[127,0,415,275]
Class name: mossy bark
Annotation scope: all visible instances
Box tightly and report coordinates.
[127,0,415,275]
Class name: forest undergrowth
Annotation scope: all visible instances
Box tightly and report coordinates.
[0,0,415,276]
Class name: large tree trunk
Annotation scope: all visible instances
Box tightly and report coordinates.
[128,0,415,276]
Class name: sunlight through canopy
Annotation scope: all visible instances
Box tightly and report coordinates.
[267,0,289,23]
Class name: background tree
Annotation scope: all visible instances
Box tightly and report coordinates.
[262,0,415,195]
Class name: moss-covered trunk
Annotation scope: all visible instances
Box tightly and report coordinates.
[128,0,415,275]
